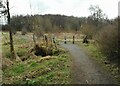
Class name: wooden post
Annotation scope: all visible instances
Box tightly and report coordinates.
[33,33,36,45]
[44,35,48,47]
[7,0,15,59]
[64,36,67,44]
[83,35,89,44]
[73,35,75,44]
[53,37,57,49]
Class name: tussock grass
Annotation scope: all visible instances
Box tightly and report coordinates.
[3,54,71,84]
[2,32,71,84]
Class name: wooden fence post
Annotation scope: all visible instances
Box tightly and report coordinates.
[64,36,67,44]
[44,35,48,47]
[73,35,75,44]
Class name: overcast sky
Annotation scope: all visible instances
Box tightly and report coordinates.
[4,0,120,19]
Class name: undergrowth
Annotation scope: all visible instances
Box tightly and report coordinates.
[2,32,72,84]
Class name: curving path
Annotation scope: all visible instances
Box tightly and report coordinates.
[60,42,116,84]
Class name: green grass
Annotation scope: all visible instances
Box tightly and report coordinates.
[2,46,11,58]
[2,32,27,56]
[84,44,105,62]
[10,64,25,75]
[76,42,107,63]
[29,61,38,68]
[3,54,71,84]
[25,55,71,84]
[4,63,26,77]
[2,32,71,84]
[14,37,29,44]
[16,48,28,57]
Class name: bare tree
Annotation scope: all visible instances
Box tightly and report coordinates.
[1,0,15,59]
[7,0,15,59]
[89,5,106,27]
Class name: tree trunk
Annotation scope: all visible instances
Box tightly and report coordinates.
[7,0,15,59]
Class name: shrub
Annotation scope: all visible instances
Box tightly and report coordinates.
[31,43,64,57]
[21,28,27,35]
[93,24,118,61]
[80,24,97,39]
[17,48,27,57]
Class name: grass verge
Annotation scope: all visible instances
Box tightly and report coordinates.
[77,42,120,84]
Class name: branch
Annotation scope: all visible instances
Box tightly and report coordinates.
[0,10,7,15]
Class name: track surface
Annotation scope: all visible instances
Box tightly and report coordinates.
[60,43,116,84]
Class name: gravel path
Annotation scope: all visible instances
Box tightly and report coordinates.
[60,42,116,84]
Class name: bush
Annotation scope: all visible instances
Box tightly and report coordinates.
[93,24,118,61]
[80,24,97,39]
[31,43,64,57]
[21,28,27,35]
[17,48,27,57]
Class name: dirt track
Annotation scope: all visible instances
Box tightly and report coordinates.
[60,42,116,84]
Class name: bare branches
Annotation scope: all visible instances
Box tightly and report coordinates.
[0,0,7,17]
